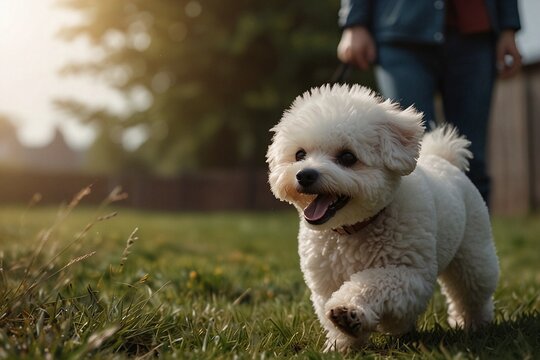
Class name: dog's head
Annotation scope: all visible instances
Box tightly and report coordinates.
[266,84,424,230]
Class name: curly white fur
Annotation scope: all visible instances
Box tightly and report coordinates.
[267,84,498,352]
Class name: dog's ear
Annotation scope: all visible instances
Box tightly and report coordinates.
[379,107,425,175]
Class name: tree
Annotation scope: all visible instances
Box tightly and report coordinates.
[56,0,372,175]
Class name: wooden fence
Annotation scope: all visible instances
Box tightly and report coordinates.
[0,170,287,212]
[1,63,538,215]
[489,62,540,215]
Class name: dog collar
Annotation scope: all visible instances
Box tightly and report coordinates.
[332,208,385,236]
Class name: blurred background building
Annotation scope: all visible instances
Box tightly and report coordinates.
[0,0,538,214]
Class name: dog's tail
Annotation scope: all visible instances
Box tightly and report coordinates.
[419,124,473,172]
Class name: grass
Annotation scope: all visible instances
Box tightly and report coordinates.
[0,190,539,359]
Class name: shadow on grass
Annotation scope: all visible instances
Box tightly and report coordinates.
[372,312,540,358]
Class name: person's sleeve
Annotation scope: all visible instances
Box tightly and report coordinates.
[339,0,372,28]
[497,0,521,31]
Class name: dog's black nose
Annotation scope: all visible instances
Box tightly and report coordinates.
[296,169,319,188]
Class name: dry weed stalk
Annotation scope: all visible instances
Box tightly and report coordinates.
[118,227,139,273]
[96,186,129,213]
[13,187,94,297]
[14,186,129,298]
[43,251,97,283]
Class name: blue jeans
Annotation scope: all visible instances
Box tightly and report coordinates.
[375,30,497,205]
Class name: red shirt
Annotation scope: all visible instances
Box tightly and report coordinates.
[447,0,492,33]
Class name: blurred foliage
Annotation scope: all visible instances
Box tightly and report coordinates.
[55,0,375,175]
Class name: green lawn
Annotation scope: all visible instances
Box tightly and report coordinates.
[0,197,539,359]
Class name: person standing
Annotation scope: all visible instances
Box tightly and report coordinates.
[337,0,522,206]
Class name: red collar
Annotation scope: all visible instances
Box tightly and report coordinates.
[332,208,385,236]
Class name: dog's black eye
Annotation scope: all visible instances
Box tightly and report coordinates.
[337,151,357,167]
[295,149,306,162]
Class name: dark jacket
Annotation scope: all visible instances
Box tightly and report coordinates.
[339,0,521,44]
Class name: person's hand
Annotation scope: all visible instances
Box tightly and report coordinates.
[337,26,376,70]
[496,30,522,78]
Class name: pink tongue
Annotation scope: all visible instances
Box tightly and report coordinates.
[304,195,335,222]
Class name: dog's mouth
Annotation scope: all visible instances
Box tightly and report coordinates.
[303,194,350,225]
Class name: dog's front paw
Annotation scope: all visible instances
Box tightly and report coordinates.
[327,306,364,337]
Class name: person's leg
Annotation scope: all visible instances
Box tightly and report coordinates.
[375,43,439,125]
[441,30,496,205]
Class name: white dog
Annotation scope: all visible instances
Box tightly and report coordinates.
[266,84,498,352]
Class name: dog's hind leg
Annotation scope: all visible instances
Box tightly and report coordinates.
[438,209,499,329]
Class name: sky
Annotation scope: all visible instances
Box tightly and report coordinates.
[0,0,127,149]
[0,0,539,150]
